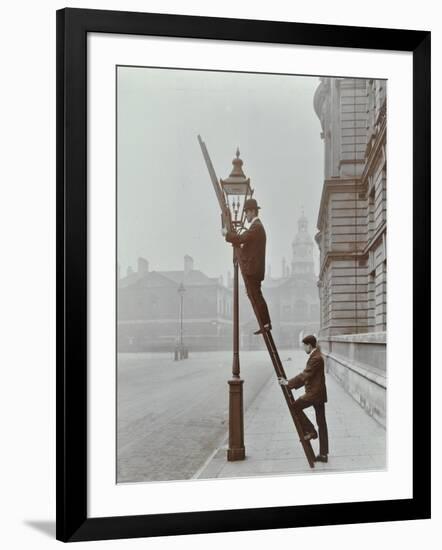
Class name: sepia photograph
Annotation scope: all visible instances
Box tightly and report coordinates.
[116,66,387,484]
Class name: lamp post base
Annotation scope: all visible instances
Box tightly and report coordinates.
[227,378,245,461]
[173,345,189,361]
[227,447,245,461]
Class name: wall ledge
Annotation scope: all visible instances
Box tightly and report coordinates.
[322,331,386,345]
[322,350,387,389]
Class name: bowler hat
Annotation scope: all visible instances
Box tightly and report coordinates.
[244,198,261,211]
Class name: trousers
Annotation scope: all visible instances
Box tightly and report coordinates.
[293,397,329,456]
[243,275,271,327]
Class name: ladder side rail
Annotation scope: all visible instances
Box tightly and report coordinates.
[197,135,232,232]
[235,247,286,376]
[261,329,316,467]
[235,250,315,467]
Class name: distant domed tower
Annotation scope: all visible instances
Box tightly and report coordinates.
[291,211,315,275]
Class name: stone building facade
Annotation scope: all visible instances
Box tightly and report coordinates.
[118,255,233,352]
[313,77,387,426]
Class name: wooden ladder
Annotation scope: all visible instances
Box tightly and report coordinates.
[237,254,316,468]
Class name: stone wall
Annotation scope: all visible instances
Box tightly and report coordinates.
[316,178,371,336]
[320,333,386,427]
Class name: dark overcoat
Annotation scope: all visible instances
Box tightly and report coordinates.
[287,349,328,403]
[225,219,266,281]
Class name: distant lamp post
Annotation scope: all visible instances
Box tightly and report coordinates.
[220,147,253,461]
[175,282,188,360]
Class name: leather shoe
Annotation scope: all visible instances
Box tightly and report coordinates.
[303,431,318,441]
[253,323,272,335]
[315,454,328,462]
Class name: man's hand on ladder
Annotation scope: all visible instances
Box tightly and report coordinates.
[278,377,289,386]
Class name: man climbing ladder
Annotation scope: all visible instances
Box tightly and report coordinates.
[222,198,272,335]
[278,334,329,464]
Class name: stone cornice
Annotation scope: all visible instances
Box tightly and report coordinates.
[363,221,386,255]
[318,250,367,280]
[316,177,363,231]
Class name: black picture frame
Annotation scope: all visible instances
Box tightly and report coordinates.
[56,7,431,543]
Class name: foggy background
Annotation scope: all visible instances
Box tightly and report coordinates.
[117,66,324,279]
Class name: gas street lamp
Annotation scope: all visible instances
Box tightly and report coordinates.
[220,147,253,461]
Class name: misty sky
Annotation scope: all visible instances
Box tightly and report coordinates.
[117,66,324,281]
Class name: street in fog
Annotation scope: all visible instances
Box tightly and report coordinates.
[116,70,388,487]
[117,349,298,482]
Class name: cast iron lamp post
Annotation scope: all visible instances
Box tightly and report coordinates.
[220,148,254,461]
[177,282,188,360]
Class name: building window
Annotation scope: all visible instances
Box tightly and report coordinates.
[382,232,387,264]
[368,187,375,240]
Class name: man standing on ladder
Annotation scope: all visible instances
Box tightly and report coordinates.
[222,198,272,335]
[278,334,329,463]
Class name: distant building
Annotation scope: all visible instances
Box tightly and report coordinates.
[239,213,320,350]
[118,213,320,353]
[118,255,232,351]
[313,77,387,426]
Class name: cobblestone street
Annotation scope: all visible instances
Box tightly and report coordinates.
[117,350,277,482]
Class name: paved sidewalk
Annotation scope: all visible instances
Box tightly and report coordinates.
[195,350,386,479]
